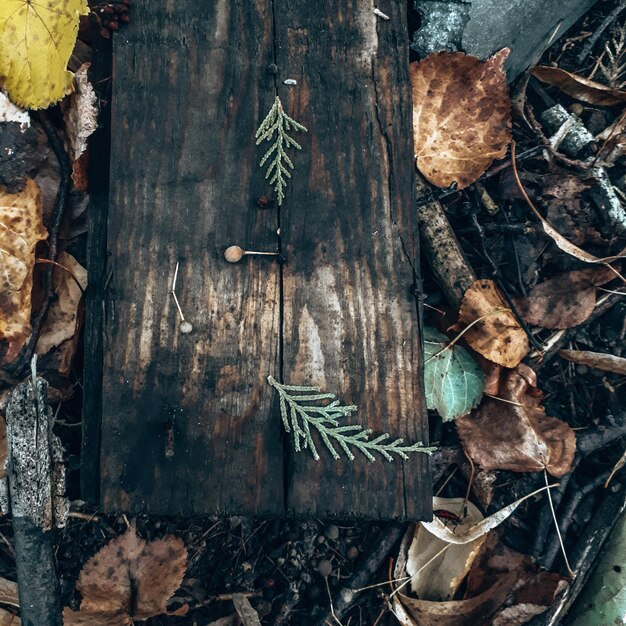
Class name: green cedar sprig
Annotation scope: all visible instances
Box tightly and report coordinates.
[255,96,307,206]
[268,376,436,462]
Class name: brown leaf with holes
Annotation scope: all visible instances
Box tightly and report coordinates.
[512,266,616,329]
[411,49,512,189]
[457,280,528,367]
[0,180,47,364]
[35,251,87,374]
[456,365,576,477]
[531,66,626,107]
[62,523,187,626]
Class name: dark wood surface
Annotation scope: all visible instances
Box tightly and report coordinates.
[86,0,431,519]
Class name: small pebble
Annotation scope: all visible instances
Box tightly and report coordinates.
[318,559,333,577]
[324,524,339,540]
[576,365,588,375]
[568,103,584,116]
[347,546,359,560]
[284,78,297,85]
[317,535,326,544]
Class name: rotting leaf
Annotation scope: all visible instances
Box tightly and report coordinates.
[407,498,487,602]
[0,0,89,109]
[35,251,87,367]
[457,280,528,368]
[512,266,616,329]
[423,326,485,421]
[559,348,626,376]
[411,49,512,189]
[0,180,47,364]
[63,64,98,192]
[531,66,626,107]
[465,532,569,626]
[456,364,576,477]
[392,527,516,626]
[62,522,187,626]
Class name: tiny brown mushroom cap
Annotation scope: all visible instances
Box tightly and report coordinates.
[224,245,245,263]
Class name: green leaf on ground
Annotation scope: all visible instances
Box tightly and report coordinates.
[569,506,626,626]
[424,326,485,421]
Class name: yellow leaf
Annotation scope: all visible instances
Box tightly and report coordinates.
[0,0,89,110]
[0,180,47,362]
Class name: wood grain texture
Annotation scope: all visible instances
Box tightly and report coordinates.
[98,0,284,514]
[88,0,431,519]
[276,0,431,519]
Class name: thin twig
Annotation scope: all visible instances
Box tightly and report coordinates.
[576,0,626,65]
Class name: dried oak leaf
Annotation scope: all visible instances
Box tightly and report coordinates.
[0,180,47,363]
[456,365,576,477]
[457,279,528,368]
[0,0,89,110]
[411,49,511,189]
[531,66,626,107]
[512,266,616,330]
[62,523,187,626]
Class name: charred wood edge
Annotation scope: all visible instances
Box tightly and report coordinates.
[81,28,113,504]
[528,479,626,626]
[5,374,68,626]
[307,449,458,626]
[415,173,476,309]
[4,112,71,380]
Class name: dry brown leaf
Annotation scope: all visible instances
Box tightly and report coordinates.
[411,49,512,189]
[465,532,568,626]
[559,349,626,375]
[62,523,187,626]
[0,610,19,626]
[531,66,626,107]
[457,279,528,367]
[0,180,47,363]
[393,527,516,626]
[456,365,576,477]
[512,267,616,329]
[63,64,98,192]
[35,252,87,367]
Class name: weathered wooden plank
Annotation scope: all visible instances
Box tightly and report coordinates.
[89,0,431,519]
[276,0,431,519]
[97,0,284,515]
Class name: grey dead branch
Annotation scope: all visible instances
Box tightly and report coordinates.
[2,366,68,626]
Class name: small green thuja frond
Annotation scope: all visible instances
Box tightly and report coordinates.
[268,376,436,462]
[256,96,307,205]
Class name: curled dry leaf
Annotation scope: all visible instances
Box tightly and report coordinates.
[0,609,19,626]
[465,532,569,626]
[456,365,576,477]
[559,349,626,376]
[411,49,512,189]
[531,66,626,107]
[64,64,98,192]
[62,523,187,626]
[513,266,616,329]
[457,279,528,368]
[0,0,89,109]
[0,180,47,364]
[393,527,516,626]
[35,251,87,375]
[408,498,486,602]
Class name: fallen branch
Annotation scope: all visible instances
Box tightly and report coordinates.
[4,360,69,626]
[416,174,476,308]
